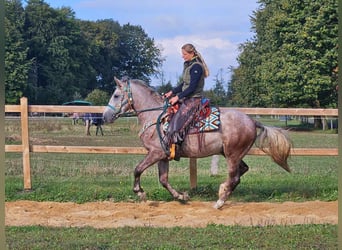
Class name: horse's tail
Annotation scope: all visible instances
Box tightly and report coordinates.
[255,121,292,172]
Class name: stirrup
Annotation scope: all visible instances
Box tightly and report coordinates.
[169,144,176,160]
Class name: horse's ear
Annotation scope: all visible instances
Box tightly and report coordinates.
[114,77,124,88]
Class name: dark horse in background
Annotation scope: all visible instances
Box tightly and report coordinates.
[103,78,292,209]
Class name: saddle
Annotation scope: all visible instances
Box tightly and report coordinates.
[162,98,221,135]
[138,99,221,160]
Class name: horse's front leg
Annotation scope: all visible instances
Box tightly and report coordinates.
[133,168,147,201]
[133,151,164,201]
[158,159,189,201]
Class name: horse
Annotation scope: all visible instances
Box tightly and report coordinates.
[83,113,104,136]
[103,77,292,209]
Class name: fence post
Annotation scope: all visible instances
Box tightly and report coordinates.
[189,158,197,189]
[20,97,31,190]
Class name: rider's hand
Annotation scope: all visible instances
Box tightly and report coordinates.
[164,91,172,99]
[169,95,179,105]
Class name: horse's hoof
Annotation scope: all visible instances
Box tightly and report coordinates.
[137,191,146,202]
[213,199,225,209]
[178,192,190,201]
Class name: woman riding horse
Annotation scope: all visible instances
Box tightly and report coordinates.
[103,78,292,209]
[164,43,210,161]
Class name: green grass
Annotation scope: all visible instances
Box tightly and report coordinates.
[4,117,338,203]
[4,116,338,249]
[4,153,338,203]
[6,224,337,250]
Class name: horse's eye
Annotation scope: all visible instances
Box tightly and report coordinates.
[114,94,119,98]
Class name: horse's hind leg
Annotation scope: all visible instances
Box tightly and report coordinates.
[158,160,189,201]
[214,159,249,209]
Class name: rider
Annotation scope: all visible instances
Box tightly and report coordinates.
[164,43,209,160]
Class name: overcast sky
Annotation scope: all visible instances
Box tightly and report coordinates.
[44,0,260,89]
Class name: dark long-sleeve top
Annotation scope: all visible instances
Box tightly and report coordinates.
[172,63,203,99]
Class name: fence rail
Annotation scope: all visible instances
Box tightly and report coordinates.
[5,97,338,190]
[5,104,338,116]
[5,145,338,156]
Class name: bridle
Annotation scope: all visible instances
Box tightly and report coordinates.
[106,80,167,118]
[106,79,171,155]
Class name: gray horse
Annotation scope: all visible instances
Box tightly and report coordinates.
[103,78,292,209]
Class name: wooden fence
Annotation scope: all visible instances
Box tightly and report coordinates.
[5,97,338,190]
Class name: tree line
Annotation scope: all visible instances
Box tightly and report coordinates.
[5,0,338,109]
[229,0,338,108]
[5,0,163,105]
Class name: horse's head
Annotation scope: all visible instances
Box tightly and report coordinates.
[103,77,134,123]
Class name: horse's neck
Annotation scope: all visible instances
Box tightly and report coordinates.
[132,85,163,123]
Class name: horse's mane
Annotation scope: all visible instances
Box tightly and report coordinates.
[131,79,163,103]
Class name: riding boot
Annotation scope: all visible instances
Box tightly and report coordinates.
[174,144,181,161]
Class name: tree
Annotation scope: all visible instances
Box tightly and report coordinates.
[85,89,110,106]
[117,24,164,84]
[5,0,31,104]
[4,1,166,104]
[204,69,228,106]
[79,19,121,93]
[230,40,264,107]
[24,0,95,104]
[261,0,338,108]
[230,0,338,108]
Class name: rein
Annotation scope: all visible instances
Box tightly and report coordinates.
[117,106,165,117]
[107,102,165,117]
[107,79,171,155]
[106,80,167,117]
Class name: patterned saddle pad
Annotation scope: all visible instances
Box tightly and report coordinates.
[191,106,220,133]
[162,106,220,134]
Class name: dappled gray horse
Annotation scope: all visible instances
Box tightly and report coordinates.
[103,78,292,209]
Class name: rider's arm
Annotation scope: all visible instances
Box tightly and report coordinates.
[172,83,183,95]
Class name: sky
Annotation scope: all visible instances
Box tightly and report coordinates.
[44,0,260,89]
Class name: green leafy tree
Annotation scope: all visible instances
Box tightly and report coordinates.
[259,0,338,108]
[5,0,31,104]
[204,69,228,106]
[212,69,228,106]
[117,24,163,84]
[85,89,110,106]
[230,40,264,107]
[230,0,338,108]
[79,19,121,93]
[24,0,95,104]
[4,0,165,104]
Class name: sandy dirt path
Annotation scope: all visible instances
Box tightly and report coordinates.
[5,200,337,228]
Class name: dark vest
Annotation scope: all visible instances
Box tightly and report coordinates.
[182,59,205,98]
